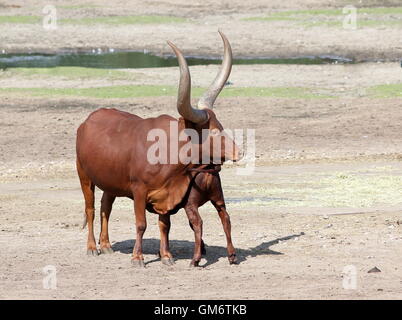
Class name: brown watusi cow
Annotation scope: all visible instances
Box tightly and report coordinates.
[76,31,240,267]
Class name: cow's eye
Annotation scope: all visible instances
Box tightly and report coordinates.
[210,128,220,136]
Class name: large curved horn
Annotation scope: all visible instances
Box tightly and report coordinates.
[167,41,208,124]
[197,30,232,109]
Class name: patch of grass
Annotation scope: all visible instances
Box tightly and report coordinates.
[247,7,402,19]
[0,15,40,24]
[243,16,298,22]
[315,173,402,207]
[302,19,402,28]
[359,7,402,15]
[0,85,178,99]
[0,86,331,99]
[234,168,402,208]
[61,15,187,25]
[244,7,402,28]
[358,19,402,27]
[3,67,135,80]
[368,83,402,98]
[242,9,342,22]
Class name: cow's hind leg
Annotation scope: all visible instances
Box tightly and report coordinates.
[158,214,175,266]
[99,192,115,254]
[77,160,98,256]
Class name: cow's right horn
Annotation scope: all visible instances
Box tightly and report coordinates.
[168,41,209,124]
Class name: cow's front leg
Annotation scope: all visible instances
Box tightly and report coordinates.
[131,188,147,268]
[188,221,206,255]
[184,206,203,267]
[213,201,237,264]
[158,214,175,266]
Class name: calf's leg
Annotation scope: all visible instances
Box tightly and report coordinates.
[188,221,206,255]
[212,201,237,264]
[184,206,203,267]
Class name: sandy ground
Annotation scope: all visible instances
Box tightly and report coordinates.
[1,0,402,60]
[1,90,402,169]
[1,171,402,300]
[1,0,402,300]
[0,94,402,299]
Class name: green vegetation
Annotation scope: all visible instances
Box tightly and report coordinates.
[3,67,135,80]
[0,14,186,25]
[301,19,402,28]
[0,15,40,24]
[359,7,402,15]
[0,85,330,99]
[243,16,298,22]
[358,19,402,27]
[0,85,178,99]
[244,7,402,28]
[368,83,402,98]
[61,15,186,25]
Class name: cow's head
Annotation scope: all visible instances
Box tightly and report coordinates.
[168,31,241,165]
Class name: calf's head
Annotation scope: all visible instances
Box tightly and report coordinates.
[168,31,241,165]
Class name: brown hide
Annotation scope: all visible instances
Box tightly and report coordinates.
[76,107,196,214]
[76,32,238,266]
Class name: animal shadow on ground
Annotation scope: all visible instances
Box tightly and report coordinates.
[112,233,303,267]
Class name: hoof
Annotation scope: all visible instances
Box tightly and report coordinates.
[189,260,200,268]
[161,257,175,266]
[131,259,145,268]
[228,254,238,265]
[100,247,114,255]
[87,249,99,256]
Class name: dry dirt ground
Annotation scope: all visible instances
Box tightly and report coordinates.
[0,95,402,299]
[1,0,402,300]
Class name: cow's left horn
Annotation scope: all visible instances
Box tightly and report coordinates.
[197,30,232,109]
[168,41,208,124]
